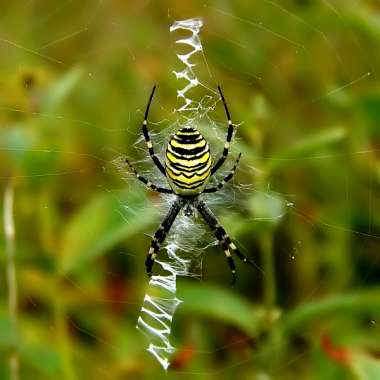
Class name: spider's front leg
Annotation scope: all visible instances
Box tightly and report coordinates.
[197,200,254,284]
[210,86,235,175]
[125,159,173,193]
[141,86,166,176]
[203,153,241,193]
[145,199,183,277]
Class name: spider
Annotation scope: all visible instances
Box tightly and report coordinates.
[126,85,254,283]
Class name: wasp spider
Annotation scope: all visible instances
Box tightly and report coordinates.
[126,86,254,283]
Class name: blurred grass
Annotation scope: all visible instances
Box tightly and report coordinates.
[0,1,380,379]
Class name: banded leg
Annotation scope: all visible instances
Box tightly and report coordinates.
[125,159,173,193]
[197,200,254,283]
[203,153,241,193]
[141,86,166,176]
[211,86,235,175]
[145,199,183,276]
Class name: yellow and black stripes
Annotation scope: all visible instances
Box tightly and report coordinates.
[165,127,212,194]
[130,85,253,283]
[197,200,254,284]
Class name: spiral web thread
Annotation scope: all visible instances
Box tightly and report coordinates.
[136,18,213,370]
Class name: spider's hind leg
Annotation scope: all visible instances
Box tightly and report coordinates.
[197,200,254,284]
[145,199,183,277]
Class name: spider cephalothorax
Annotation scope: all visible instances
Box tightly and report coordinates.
[126,86,254,283]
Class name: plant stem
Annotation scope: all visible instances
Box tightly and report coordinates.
[52,279,77,380]
[257,231,284,374]
[4,180,19,380]
[261,231,276,318]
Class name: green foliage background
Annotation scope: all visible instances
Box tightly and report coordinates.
[0,1,380,379]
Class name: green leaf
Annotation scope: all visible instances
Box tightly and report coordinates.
[0,308,16,349]
[177,282,262,336]
[247,191,287,229]
[357,93,380,137]
[266,127,347,173]
[282,288,380,336]
[59,188,157,275]
[41,67,82,112]
[351,353,380,380]
[21,344,61,377]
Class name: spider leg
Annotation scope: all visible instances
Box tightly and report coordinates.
[197,200,254,284]
[210,86,235,176]
[145,199,183,277]
[203,153,241,193]
[141,86,166,176]
[125,159,173,193]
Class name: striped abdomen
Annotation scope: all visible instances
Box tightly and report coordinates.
[165,127,211,195]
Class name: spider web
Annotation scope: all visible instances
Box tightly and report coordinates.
[129,16,293,371]
[133,18,242,370]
